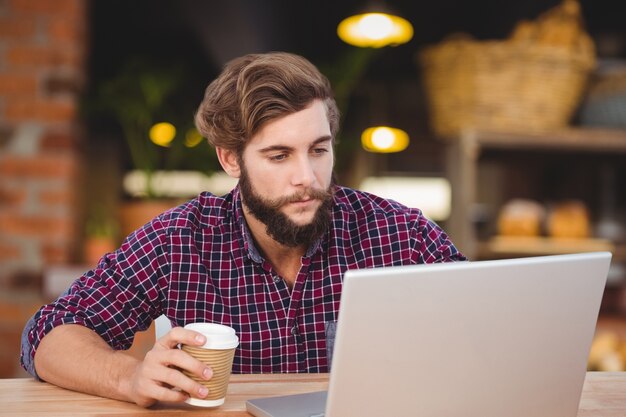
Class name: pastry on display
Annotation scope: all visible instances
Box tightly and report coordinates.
[497,199,546,237]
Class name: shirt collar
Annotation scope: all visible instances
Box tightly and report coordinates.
[231,187,260,263]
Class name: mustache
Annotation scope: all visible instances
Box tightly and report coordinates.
[264,187,334,210]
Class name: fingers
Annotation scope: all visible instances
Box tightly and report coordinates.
[155,327,206,350]
[150,386,190,404]
[145,360,209,400]
[130,355,211,406]
[128,327,214,407]
[144,348,213,398]
[133,380,190,407]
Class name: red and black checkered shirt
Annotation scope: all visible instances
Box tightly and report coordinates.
[21,186,465,377]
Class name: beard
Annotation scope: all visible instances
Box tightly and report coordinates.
[238,165,334,248]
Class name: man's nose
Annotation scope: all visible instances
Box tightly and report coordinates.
[292,156,316,188]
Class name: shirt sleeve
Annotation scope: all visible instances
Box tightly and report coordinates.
[412,213,467,263]
[20,216,171,379]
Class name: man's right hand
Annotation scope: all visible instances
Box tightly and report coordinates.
[123,326,214,407]
[34,324,213,408]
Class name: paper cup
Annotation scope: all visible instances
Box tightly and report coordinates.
[181,323,239,407]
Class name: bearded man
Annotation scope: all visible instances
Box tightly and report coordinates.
[21,52,465,407]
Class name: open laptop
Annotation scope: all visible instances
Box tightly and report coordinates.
[246,252,611,417]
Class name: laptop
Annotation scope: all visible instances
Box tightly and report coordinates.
[246,252,611,417]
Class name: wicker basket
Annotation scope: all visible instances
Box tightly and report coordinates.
[419,37,595,137]
[418,0,596,138]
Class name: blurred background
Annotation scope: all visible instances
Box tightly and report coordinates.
[1,0,626,377]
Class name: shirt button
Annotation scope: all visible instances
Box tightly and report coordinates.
[291,326,298,335]
[273,275,281,283]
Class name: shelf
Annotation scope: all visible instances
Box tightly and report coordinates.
[445,127,626,260]
[477,236,616,258]
[450,127,626,154]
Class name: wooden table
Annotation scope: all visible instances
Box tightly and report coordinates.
[1,372,625,416]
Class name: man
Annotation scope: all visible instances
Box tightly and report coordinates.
[21,52,465,407]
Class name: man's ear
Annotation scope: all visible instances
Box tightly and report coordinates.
[216,147,241,178]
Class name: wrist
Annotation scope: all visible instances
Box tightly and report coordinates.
[111,351,142,403]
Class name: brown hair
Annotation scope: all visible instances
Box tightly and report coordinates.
[194,52,340,155]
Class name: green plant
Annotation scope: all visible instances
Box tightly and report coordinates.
[84,57,219,199]
[85,204,119,240]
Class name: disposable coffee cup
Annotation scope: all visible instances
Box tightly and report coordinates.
[181,323,239,407]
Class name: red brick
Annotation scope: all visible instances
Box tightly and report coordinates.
[0,213,73,238]
[7,45,83,69]
[40,130,79,151]
[0,17,36,39]
[43,72,84,96]
[0,155,78,179]
[39,188,72,206]
[4,98,76,123]
[0,185,27,206]
[6,45,50,67]
[41,241,72,264]
[9,0,84,18]
[0,73,38,95]
[0,126,14,144]
[0,242,22,261]
[47,18,85,43]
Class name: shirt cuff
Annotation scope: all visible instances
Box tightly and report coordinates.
[20,315,41,380]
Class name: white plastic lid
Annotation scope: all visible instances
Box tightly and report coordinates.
[185,396,225,407]
[184,323,239,349]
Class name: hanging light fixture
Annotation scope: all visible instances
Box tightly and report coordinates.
[361,126,409,153]
[337,3,413,153]
[149,122,176,147]
[337,3,413,48]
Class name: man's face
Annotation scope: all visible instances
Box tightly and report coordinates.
[237,100,335,247]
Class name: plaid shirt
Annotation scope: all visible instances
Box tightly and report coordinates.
[21,185,465,377]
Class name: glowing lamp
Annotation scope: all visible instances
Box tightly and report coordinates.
[337,12,413,48]
[361,126,409,153]
[149,122,176,147]
[184,128,204,148]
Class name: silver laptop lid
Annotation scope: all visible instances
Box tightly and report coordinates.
[326,252,611,417]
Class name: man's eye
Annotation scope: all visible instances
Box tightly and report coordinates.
[312,148,328,155]
[270,154,287,161]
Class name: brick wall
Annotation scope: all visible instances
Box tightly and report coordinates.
[0,0,87,288]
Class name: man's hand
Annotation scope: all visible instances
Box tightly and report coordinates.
[34,324,213,409]
[124,327,214,407]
